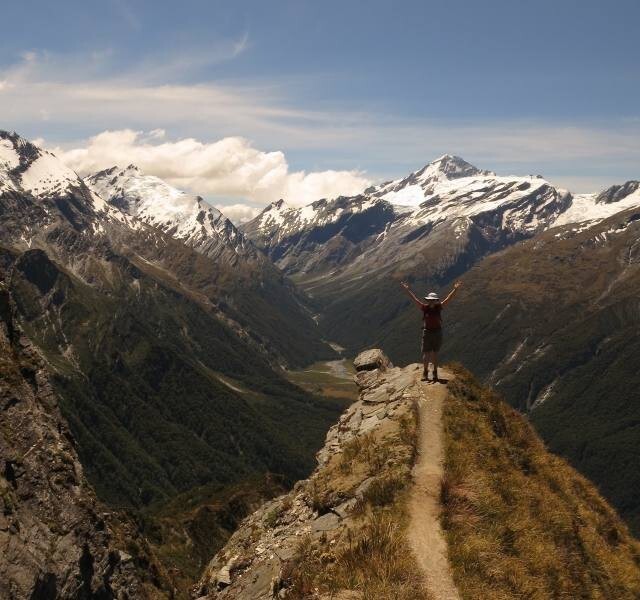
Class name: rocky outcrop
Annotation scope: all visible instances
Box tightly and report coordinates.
[193,350,425,599]
[351,348,392,372]
[0,285,167,599]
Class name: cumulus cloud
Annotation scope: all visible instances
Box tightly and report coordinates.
[4,50,640,195]
[215,203,262,224]
[51,129,370,208]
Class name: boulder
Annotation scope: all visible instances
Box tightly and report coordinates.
[353,349,392,372]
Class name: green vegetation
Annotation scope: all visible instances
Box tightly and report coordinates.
[442,365,640,599]
[140,475,287,598]
[441,218,640,535]
[7,247,345,509]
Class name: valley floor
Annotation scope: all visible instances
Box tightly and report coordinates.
[285,358,358,402]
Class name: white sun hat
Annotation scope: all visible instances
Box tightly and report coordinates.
[424,292,440,301]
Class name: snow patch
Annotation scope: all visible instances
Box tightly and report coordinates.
[20,151,80,197]
[553,191,640,227]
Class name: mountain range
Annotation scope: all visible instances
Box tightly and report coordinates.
[2,129,640,595]
[0,130,342,512]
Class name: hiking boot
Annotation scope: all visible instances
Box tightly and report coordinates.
[432,370,439,382]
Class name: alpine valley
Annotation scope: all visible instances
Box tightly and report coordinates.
[242,154,640,535]
[1,131,640,597]
[0,131,345,596]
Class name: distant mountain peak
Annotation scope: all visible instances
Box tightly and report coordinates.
[0,130,44,168]
[415,154,493,183]
[368,154,494,207]
[86,165,255,261]
[595,180,640,205]
[0,131,89,199]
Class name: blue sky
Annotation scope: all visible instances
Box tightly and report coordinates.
[1,0,638,215]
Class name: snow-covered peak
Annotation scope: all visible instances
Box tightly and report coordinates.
[86,166,254,260]
[595,181,640,205]
[253,199,298,231]
[369,154,494,208]
[0,130,83,198]
[415,154,492,183]
[246,194,391,243]
[87,165,216,221]
[399,173,570,234]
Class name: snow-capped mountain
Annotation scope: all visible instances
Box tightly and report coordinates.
[0,130,258,266]
[242,195,394,274]
[244,153,640,285]
[86,165,256,263]
[367,154,494,206]
[243,155,573,279]
[553,181,640,227]
[0,130,108,211]
[0,130,333,369]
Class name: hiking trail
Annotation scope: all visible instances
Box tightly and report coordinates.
[408,369,461,600]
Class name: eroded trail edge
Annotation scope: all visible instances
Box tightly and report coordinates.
[408,372,461,600]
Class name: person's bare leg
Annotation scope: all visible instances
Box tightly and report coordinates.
[422,352,428,380]
[432,352,439,382]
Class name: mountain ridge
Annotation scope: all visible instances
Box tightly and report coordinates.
[194,350,640,599]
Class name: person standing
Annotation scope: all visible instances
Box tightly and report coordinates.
[400,280,462,381]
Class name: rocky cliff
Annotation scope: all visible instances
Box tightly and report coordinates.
[193,349,430,599]
[0,284,169,599]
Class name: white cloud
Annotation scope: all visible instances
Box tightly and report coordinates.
[215,203,262,224]
[50,129,370,207]
[2,49,639,195]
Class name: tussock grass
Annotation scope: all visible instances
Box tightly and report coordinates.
[442,365,640,599]
[287,402,431,599]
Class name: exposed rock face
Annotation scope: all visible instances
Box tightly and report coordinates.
[352,348,392,372]
[595,180,640,204]
[0,286,164,599]
[193,350,423,599]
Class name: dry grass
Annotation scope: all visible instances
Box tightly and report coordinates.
[286,402,432,599]
[442,365,640,600]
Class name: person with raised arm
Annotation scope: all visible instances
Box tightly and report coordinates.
[400,280,462,382]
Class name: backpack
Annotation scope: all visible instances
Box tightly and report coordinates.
[422,303,442,330]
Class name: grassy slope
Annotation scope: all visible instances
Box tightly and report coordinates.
[441,212,640,534]
[442,366,640,599]
[287,406,430,600]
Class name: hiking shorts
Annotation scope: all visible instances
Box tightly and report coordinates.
[422,328,443,353]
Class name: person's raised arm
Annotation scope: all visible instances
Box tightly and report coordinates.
[441,280,462,306]
[400,280,424,308]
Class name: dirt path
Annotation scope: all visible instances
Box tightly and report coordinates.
[408,370,461,600]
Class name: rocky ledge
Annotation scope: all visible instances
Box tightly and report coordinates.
[193,349,423,599]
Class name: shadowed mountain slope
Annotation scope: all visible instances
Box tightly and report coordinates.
[0,131,342,510]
